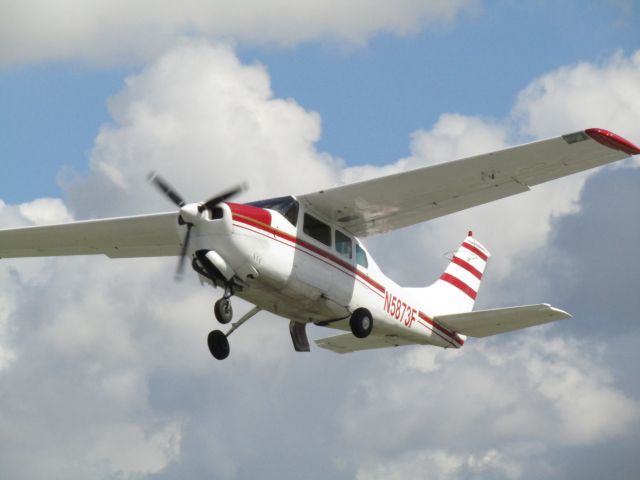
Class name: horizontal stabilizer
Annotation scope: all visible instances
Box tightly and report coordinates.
[315,333,416,354]
[434,303,571,338]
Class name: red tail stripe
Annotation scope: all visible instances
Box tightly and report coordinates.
[440,273,477,300]
[451,256,482,280]
[462,242,489,262]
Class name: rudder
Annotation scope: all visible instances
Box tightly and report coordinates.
[416,232,491,316]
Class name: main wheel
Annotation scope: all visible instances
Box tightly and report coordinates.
[207,330,230,360]
[350,308,373,338]
[214,298,233,324]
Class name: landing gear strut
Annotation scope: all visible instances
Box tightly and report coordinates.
[207,306,261,360]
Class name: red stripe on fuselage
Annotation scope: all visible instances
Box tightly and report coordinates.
[229,206,385,295]
[227,202,272,225]
[418,312,464,347]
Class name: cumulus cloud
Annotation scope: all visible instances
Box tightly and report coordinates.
[356,448,522,480]
[64,41,339,218]
[342,335,639,478]
[0,198,74,371]
[514,50,640,141]
[1,42,640,479]
[0,0,476,66]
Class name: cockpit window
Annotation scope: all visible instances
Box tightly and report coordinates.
[356,243,368,268]
[335,230,352,259]
[248,196,299,226]
[303,213,331,246]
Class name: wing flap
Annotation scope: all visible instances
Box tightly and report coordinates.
[434,303,571,338]
[315,333,416,353]
[0,212,180,259]
[298,129,638,237]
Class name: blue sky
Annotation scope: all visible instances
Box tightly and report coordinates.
[2,0,638,203]
[1,1,640,479]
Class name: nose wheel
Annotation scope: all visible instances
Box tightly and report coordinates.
[214,298,233,324]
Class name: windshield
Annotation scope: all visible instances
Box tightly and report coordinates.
[247,196,299,226]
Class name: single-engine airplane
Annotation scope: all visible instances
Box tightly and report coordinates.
[1,128,638,360]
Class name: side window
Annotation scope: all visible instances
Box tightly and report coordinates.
[356,243,368,268]
[335,230,352,259]
[303,213,331,246]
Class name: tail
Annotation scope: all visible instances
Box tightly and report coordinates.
[413,232,491,316]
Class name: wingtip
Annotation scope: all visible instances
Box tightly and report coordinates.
[541,303,572,320]
[585,128,640,156]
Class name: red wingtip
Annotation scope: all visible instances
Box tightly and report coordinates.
[585,128,640,156]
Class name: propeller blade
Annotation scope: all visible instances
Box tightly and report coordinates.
[202,184,246,212]
[148,172,186,207]
[175,223,192,281]
[146,173,248,281]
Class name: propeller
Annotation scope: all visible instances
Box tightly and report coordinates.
[148,172,246,280]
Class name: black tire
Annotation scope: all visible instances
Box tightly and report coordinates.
[207,330,230,360]
[214,298,233,324]
[350,308,373,338]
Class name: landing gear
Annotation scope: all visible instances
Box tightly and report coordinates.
[350,308,373,338]
[214,298,233,324]
[207,330,230,360]
[214,283,234,324]
[207,306,262,360]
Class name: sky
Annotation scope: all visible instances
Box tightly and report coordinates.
[0,1,639,479]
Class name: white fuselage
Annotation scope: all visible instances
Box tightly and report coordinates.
[188,200,465,349]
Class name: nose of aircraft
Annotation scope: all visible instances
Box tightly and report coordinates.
[179,202,204,225]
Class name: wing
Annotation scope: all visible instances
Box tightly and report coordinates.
[315,333,418,354]
[298,128,640,237]
[434,303,571,338]
[0,212,180,259]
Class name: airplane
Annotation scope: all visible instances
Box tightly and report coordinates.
[0,128,638,360]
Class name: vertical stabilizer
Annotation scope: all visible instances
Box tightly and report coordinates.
[414,232,491,316]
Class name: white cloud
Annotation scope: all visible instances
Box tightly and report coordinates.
[17,198,73,225]
[0,199,73,371]
[356,448,522,480]
[87,421,183,477]
[342,334,640,478]
[0,0,476,66]
[514,50,640,141]
[64,41,340,218]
